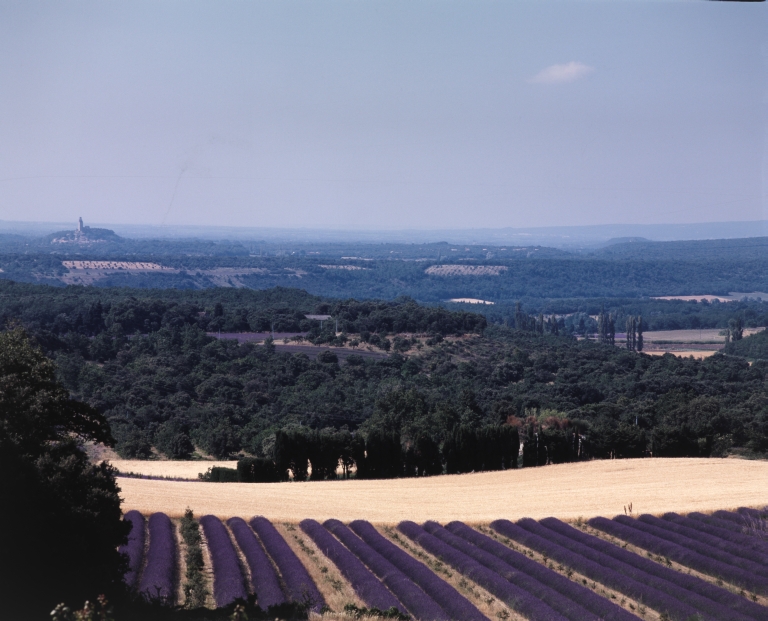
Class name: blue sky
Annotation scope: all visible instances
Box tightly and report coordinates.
[0,0,766,230]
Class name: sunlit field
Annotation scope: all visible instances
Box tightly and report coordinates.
[116,458,768,523]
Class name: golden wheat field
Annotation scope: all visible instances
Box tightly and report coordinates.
[115,458,768,523]
[113,460,238,477]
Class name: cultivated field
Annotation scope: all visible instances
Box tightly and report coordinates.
[114,460,238,478]
[448,297,495,305]
[645,350,718,359]
[62,260,171,270]
[653,292,768,302]
[644,328,764,343]
[425,265,508,276]
[116,458,768,522]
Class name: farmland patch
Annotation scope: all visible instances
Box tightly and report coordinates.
[116,458,768,522]
[425,265,508,276]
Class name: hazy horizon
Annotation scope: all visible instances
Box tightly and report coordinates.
[1,1,766,230]
[2,217,767,247]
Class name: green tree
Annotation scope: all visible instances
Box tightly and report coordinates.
[0,328,128,619]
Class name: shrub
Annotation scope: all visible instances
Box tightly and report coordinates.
[180,508,209,608]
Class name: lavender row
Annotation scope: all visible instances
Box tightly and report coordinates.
[445,521,640,621]
[640,514,768,566]
[689,512,749,535]
[324,519,449,621]
[540,518,766,621]
[595,516,768,594]
[713,511,752,529]
[663,513,768,557]
[618,515,768,580]
[200,515,247,607]
[738,507,768,520]
[409,520,574,621]
[521,518,751,621]
[227,517,286,610]
[608,515,768,593]
[492,518,705,621]
[300,519,403,613]
[350,519,488,621]
[249,516,325,612]
[139,512,176,603]
[119,510,145,589]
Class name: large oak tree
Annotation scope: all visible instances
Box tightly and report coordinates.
[0,328,128,619]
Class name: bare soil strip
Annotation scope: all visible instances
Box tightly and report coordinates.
[117,458,768,522]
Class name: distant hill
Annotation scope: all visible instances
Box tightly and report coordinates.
[601,237,650,246]
[47,226,123,245]
[591,237,768,262]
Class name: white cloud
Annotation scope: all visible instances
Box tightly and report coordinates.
[529,61,595,85]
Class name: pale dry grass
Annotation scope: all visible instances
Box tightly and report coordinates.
[118,458,768,522]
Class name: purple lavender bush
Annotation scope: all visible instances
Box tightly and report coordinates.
[491,519,703,621]
[349,519,488,621]
[400,521,566,621]
[622,515,768,579]
[639,514,768,566]
[139,512,176,603]
[227,517,285,610]
[119,510,145,590]
[539,517,767,621]
[444,521,640,621]
[324,518,448,621]
[300,519,404,613]
[664,513,768,556]
[200,515,247,607]
[737,507,768,520]
[713,511,753,528]
[249,516,325,612]
[590,516,768,595]
[690,512,751,534]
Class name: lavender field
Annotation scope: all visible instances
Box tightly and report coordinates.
[120,507,768,620]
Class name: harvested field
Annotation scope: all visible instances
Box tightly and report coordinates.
[117,458,768,523]
[425,265,508,276]
[644,328,764,343]
[113,460,238,478]
[62,260,171,270]
[448,298,495,305]
[645,350,718,359]
[653,292,768,302]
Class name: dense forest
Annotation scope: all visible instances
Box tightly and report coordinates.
[2,281,766,474]
[727,328,768,361]
[466,297,768,333]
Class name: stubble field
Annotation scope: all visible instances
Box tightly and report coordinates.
[115,458,768,523]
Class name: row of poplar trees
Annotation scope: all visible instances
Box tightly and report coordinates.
[273,425,520,480]
[625,315,644,351]
[514,302,561,335]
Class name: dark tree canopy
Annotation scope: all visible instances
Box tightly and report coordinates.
[0,329,128,619]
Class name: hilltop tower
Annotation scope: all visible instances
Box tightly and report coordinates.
[78,217,84,232]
